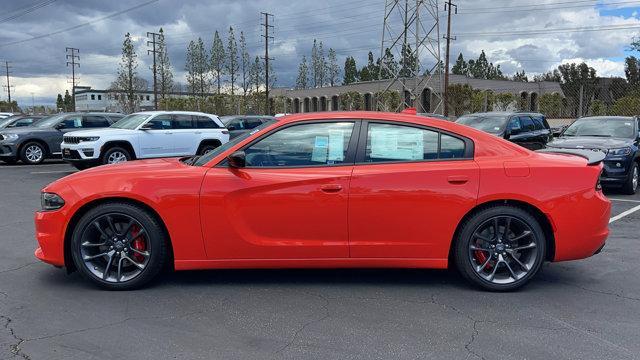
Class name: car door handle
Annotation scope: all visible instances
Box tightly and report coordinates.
[165,132,173,135]
[447,175,469,184]
[195,131,202,134]
[320,184,343,193]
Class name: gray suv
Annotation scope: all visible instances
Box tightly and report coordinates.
[0,112,123,165]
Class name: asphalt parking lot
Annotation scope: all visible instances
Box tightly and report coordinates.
[1,161,639,360]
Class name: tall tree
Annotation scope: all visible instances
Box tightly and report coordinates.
[185,40,198,97]
[296,55,309,89]
[157,28,173,105]
[511,70,528,82]
[451,53,467,75]
[239,31,250,97]
[343,56,358,84]
[625,56,640,89]
[327,48,340,86]
[63,90,73,112]
[379,48,397,79]
[249,55,263,93]
[533,69,561,82]
[557,62,597,117]
[210,30,226,94]
[56,94,64,111]
[311,39,319,87]
[226,26,239,96]
[317,41,326,87]
[399,44,418,78]
[111,32,144,113]
[366,51,379,81]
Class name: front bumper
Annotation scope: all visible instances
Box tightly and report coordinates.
[34,209,67,266]
[0,142,18,158]
[600,157,633,187]
[61,143,99,162]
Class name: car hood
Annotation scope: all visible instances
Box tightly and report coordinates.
[0,126,55,135]
[64,128,136,137]
[547,136,633,150]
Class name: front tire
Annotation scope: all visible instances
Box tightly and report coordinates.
[101,146,131,165]
[20,142,46,165]
[622,161,639,195]
[70,202,168,290]
[453,206,546,291]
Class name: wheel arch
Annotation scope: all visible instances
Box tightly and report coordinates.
[63,197,174,273]
[101,140,137,160]
[448,199,556,265]
[197,138,222,153]
[18,138,50,157]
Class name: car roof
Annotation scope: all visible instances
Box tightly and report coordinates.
[460,111,543,117]
[132,111,218,117]
[577,116,635,121]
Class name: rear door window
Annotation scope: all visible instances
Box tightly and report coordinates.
[519,116,535,132]
[172,114,194,129]
[196,116,218,129]
[245,118,264,130]
[82,115,110,128]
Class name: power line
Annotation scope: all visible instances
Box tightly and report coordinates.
[454,22,640,37]
[147,31,161,110]
[0,0,58,24]
[66,47,79,111]
[0,0,159,48]
[261,12,274,115]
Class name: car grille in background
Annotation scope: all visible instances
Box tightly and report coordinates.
[64,136,80,144]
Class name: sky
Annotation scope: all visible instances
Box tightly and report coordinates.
[0,0,639,106]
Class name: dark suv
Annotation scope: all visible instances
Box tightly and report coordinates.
[456,112,552,150]
[547,116,640,194]
[0,112,123,165]
[221,115,277,139]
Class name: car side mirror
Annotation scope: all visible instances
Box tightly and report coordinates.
[227,125,237,131]
[140,123,153,130]
[55,123,65,130]
[228,151,246,168]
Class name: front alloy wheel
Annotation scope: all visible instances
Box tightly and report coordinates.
[20,142,45,164]
[71,202,168,290]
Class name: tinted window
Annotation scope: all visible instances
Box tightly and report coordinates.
[244,122,354,167]
[519,116,535,132]
[11,118,37,127]
[107,115,124,122]
[61,115,83,129]
[531,116,545,131]
[245,118,264,129]
[196,116,217,129]
[172,114,193,129]
[147,115,173,129]
[227,119,244,130]
[508,118,522,133]
[440,134,466,159]
[365,123,438,162]
[457,114,509,134]
[83,115,110,128]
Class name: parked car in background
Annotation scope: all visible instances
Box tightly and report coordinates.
[0,115,45,129]
[36,111,610,291]
[61,111,229,169]
[0,112,123,165]
[547,116,640,194]
[221,115,277,139]
[0,112,17,119]
[456,112,552,150]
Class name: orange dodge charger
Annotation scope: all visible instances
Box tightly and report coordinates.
[35,111,610,291]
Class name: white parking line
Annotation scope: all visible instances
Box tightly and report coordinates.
[608,198,640,203]
[30,170,76,175]
[609,204,640,223]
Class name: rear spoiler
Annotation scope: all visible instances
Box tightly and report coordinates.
[536,148,606,165]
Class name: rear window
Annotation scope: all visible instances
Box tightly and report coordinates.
[196,116,218,129]
[456,115,508,134]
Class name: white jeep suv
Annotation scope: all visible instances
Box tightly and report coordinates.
[61,111,229,169]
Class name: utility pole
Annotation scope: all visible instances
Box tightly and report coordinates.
[261,12,274,115]
[147,31,161,110]
[443,0,457,117]
[66,47,80,111]
[2,61,14,112]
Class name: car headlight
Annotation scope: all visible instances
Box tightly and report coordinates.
[79,136,100,142]
[607,147,632,156]
[0,133,18,141]
[41,192,65,211]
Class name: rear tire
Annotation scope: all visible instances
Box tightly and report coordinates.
[453,205,546,291]
[197,142,220,155]
[622,161,638,195]
[20,141,46,165]
[101,146,131,165]
[70,202,168,290]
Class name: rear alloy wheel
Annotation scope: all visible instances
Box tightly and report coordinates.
[20,142,46,165]
[454,206,546,291]
[71,203,168,290]
[198,143,219,155]
[102,147,131,165]
[622,162,639,195]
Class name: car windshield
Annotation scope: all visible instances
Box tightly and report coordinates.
[111,114,151,129]
[563,117,636,138]
[33,114,66,128]
[192,119,276,166]
[456,114,508,134]
[0,117,16,128]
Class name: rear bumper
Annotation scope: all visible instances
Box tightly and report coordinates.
[552,189,611,262]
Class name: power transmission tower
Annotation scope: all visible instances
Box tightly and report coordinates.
[66,47,80,111]
[261,12,274,115]
[443,0,456,117]
[2,61,15,112]
[378,0,443,114]
[147,31,161,110]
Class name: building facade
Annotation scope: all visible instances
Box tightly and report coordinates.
[74,87,201,113]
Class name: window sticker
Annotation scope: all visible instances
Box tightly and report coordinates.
[328,130,345,161]
[370,126,423,160]
[311,135,329,163]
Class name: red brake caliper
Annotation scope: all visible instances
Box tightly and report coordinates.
[130,225,146,263]
[474,246,493,270]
